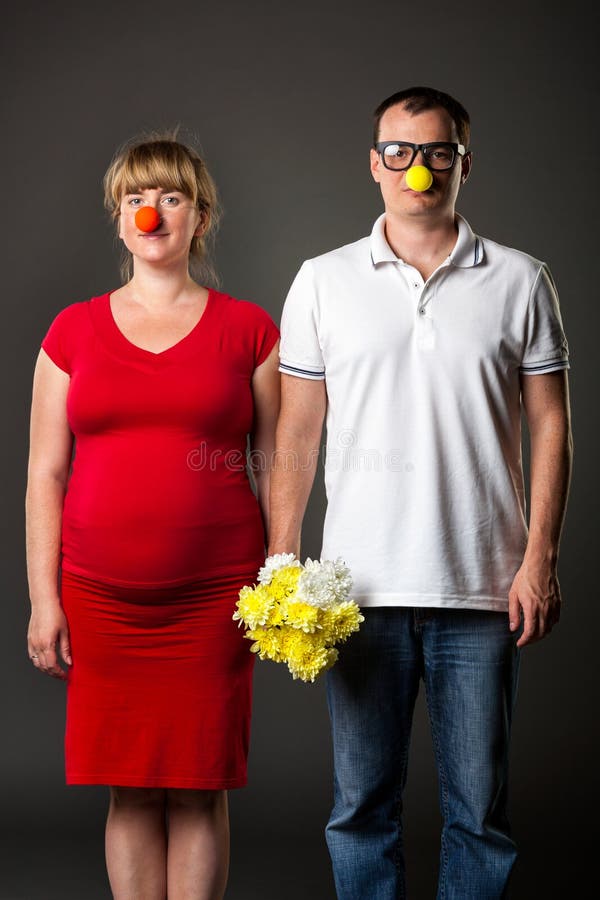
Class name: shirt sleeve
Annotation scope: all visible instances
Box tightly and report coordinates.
[279,260,326,380]
[520,265,570,375]
[40,305,79,374]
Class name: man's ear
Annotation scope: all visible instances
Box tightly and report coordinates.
[460,151,473,185]
[370,147,382,183]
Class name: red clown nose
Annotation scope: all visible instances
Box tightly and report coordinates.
[135,206,161,232]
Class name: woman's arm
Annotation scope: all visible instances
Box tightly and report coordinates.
[25,349,74,679]
[249,342,280,543]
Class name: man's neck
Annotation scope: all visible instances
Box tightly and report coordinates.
[383,210,458,281]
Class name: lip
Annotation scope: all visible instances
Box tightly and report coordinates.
[138,232,168,238]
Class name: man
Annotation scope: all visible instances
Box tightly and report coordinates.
[268,86,572,899]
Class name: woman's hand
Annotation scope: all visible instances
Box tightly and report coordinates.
[27,602,72,680]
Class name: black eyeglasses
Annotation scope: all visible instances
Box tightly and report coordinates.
[375,141,467,171]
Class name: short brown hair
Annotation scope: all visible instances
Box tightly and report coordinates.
[103,130,221,285]
[373,86,471,147]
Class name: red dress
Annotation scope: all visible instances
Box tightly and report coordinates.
[41,290,279,788]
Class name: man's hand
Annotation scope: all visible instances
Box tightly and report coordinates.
[508,560,561,648]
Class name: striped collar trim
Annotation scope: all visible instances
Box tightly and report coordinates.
[450,214,485,268]
[370,212,485,268]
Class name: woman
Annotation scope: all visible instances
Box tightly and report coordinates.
[25,134,280,899]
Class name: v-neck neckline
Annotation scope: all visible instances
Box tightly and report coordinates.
[91,290,216,369]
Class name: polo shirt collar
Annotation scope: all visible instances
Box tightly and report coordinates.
[370,211,485,268]
[370,213,398,264]
[450,213,485,267]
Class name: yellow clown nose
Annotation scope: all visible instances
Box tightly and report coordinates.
[405,166,433,192]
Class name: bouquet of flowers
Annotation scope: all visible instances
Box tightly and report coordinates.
[233,553,364,683]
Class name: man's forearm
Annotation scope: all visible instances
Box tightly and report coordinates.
[268,433,321,557]
[524,416,573,564]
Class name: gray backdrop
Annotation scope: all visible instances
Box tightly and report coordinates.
[2,0,597,897]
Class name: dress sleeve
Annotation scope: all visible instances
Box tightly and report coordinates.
[520,265,570,375]
[279,260,326,380]
[40,304,80,374]
[253,304,280,368]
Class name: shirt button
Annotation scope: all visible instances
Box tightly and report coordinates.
[418,307,426,315]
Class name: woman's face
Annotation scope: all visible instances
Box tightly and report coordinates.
[118,187,203,270]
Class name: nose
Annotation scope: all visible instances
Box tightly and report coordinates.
[135,206,161,232]
[405,165,433,192]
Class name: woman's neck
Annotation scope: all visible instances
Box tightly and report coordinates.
[122,263,201,310]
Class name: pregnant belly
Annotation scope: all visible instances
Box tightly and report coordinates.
[61,450,265,586]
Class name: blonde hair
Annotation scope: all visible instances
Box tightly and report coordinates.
[103,130,221,285]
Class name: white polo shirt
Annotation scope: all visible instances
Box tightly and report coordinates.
[279,213,570,610]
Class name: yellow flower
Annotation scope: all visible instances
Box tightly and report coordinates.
[268,565,302,602]
[287,642,339,683]
[283,600,321,633]
[266,598,287,627]
[320,602,365,643]
[279,628,331,671]
[279,627,320,659]
[233,584,275,630]
[246,626,285,662]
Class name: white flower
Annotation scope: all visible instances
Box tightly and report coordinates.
[258,553,300,585]
[296,557,353,608]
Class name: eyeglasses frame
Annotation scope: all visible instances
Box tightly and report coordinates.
[374,141,468,172]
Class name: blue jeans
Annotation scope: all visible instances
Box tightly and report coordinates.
[325,607,520,900]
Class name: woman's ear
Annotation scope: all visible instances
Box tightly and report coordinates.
[194,212,207,237]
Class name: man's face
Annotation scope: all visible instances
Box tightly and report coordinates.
[370,103,471,219]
